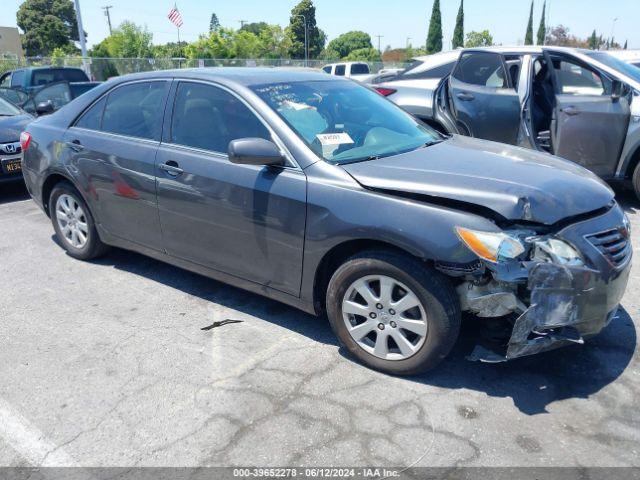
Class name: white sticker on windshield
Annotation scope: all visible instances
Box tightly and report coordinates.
[316,133,354,146]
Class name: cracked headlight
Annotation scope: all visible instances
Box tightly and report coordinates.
[534,238,584,266]
[456,227,526,263]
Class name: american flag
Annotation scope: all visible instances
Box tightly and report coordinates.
[167,5,184,28]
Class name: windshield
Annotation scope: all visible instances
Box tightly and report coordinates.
[252,80,442,164]
[585,52,640,84]
[0,97,22,116]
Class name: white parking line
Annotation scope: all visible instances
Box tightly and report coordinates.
[0,396,78,466]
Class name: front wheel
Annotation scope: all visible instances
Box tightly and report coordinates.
[49,182,109,260]
[326,251,461,375]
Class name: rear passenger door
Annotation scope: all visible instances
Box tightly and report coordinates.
[64,80,170,251]
[449,51,522,145]
[155,81,307,296]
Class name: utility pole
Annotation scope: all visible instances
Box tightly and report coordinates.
[375,35,383,55]
[73,0,89,76]
[406,37,412,49]
[239,20,248,29]
[102,5,113,35]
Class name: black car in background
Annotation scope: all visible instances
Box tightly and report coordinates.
[0,96,32,183]
[20,69,632,374]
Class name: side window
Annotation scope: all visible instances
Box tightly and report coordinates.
[170,82,270,153]
[0,73,10,87]
[75,97,106,130]
[334,65,346,76]
[452,52,508,88]
[350,64,370,75]
[102,82,166,140]
[10,70,24,87]
[554,59,605,96]
[322,66,332,74]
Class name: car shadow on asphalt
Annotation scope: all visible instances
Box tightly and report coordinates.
[89,246,637,417]
[0,181,29,205]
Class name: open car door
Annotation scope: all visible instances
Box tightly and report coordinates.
[544,50,631,177]
[447,51,521,145]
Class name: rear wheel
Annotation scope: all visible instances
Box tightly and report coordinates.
[326,251,460,375]
[49,182,109,260]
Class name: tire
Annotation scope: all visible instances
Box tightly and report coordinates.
[49,181,109,260]
[326,250,461,376]
[633,162,640,202]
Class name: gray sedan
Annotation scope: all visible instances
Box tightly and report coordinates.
[21,68,631,374]
[375,46,640,199]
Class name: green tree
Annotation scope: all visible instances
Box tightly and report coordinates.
[98,22,153,58]
[152,42,187,58]
[326,31,373,59]
[452,0,464,49]
[240,22,269,36]
[256,24,292,58]
[465,30,493,48]
[209,13,220,33]
[88,41,119,79]
[624,40,628,50]
[344,47,381,62]
[588,30,598,50]
[17,0,82,56]
[184,28,236,59]
[536,1,546,45]
[524,1,534,45]
[286,0,325,59]
[426,0,443,53]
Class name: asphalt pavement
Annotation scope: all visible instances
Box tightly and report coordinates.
[0,181,638,469]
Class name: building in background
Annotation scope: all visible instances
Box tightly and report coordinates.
[0,27,24,59]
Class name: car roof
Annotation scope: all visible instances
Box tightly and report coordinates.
[412,45,592,60]
[111,67,341,87]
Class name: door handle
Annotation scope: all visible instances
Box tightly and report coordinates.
[456,92,475,101]
[159,161,184,176]
[65,140,84,152]
[561,106,580,116]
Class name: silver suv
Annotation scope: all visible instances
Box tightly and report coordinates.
[375,47,640,199]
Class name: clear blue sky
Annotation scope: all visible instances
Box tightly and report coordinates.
[4,0,639,50]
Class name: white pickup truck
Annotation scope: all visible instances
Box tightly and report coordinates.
[322,62,376,82]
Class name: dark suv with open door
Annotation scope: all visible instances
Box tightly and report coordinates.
[375,47,640,199]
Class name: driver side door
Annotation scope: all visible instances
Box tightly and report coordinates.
[545,52,631,177]
[448,51,522,145]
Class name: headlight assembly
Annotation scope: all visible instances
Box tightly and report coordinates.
[534,238,584,266]
[456,227,526,263]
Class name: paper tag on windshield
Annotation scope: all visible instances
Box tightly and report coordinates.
[316,133,354,146]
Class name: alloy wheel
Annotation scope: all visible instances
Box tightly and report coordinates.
[341,275,428,361]
[56,194,89,249]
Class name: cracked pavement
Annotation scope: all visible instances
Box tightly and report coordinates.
[0,182,639,468]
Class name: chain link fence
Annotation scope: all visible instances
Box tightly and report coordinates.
[0,57,408,81]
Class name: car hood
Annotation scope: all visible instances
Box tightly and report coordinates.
[0,114,33,143]
[341,135,614,225]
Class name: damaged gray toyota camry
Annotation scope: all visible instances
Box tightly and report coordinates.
[21,68,632,375]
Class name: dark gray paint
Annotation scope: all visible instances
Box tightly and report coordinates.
[20,68,628,323]
[0,113,33,143]
[449,77,521,144]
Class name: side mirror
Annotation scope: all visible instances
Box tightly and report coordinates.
[228,138,285,167]
[36,100,55,115]
[611,80,624,102]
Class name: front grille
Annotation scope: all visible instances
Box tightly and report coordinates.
[0,142,21,156]
[585,228,631,268]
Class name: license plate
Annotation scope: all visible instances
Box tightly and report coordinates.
[2,159,21,174]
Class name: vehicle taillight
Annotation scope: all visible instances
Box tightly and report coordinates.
[375,87,397,97]
[20,132,31,152]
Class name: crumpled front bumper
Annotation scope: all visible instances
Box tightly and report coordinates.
[469,204,632,363]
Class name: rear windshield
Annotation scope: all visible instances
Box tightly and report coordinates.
[32,69,88,86]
